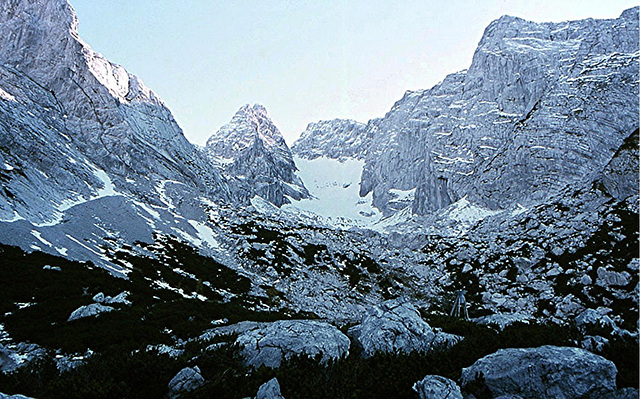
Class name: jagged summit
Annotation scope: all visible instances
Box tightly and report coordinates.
[206,104,309,206]
[207,104,290,156]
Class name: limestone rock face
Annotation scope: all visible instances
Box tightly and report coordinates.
[255,378,285,399]
[348,299,462,357]
[206,104,309,206]
[413,375,463,399]
[600,129,639,200]
[291,119,371,161]
[230,320,349,368]
[461,346,618,398]
[0,0,229,223]
[0,0,233,271]
[357,8,639,216]
[168,366,205,398]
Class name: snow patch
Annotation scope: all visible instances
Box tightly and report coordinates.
[31,230,52,247]
[443,197,499,224]
[187,220,220,250]
[284,156,382,224]
[0,211,25,223]
[0,86,16,102]
[133,200,161,220]
[92,168,117,197]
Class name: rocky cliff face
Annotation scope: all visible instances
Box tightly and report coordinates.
[0,0,234,270]
[600,128,639,201]
[291,119,373,161]
[0,0,230,224]
[356,8,639,216]
[206,104,308,206]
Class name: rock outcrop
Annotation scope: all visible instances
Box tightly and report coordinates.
[235,319,350,368]
[255,378,285,399]
[348,299,462,357]
[600,129,639,200]
[168,366,205,398]
[202,319,350,369]
[0,393,35,399]
[206,104,309,206]
[460,346,619,398]
[291,119,372,160]
[413,375,463,399]
[67,303,114,322]
[355,8,639,216]
[92,291,131,305]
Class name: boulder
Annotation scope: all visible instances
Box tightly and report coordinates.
[348,299,462,357]
[412,375,463,399]
[93,291,132,305]
[473,313,531,330]
[0,343,45,373]
[461,346,618,398]
[235,320,350,368]
[168,366,205,398]
[256,378,285,399]
[575,308,622,336]
[67,303,114,321]
[581,335,609,352]
[0,345,18,373]
[0,393,35,399]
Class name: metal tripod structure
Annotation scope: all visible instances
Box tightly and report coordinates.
[450,290,469,320]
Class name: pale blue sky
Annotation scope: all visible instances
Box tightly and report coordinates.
[70,1,637,145]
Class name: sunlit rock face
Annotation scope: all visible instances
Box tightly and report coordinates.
[355,7,639,216]
[292,118,372,161]
[206,104,309,207]
[0,0,230,224]
[0,0,231,270]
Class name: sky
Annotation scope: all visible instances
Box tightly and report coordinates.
[70,1,637,146]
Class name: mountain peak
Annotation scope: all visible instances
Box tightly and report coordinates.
[207,104,286,152]
[206,104,309,206]
[239,103,268,116]
[0,0,79,71]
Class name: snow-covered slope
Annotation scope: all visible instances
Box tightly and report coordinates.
[206,104,308,206]
[282,156,381,225]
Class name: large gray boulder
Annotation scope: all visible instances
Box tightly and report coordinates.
[168,366,205,398]
[348,299,462,357]
[0,342,45,373]
[255,378,285,399]
[234,319,350,368]
[413,375,463,399]
[67,303,114,322]
[461,346,618,398]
